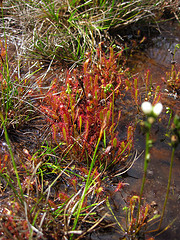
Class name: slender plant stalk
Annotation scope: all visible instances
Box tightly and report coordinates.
[136,125,151,226]
[70,128,103,239]
[148,144,175,233]
[159,146,175,229]
[106,197,125,232]
[148,146,175,234]
[0,112,24,204]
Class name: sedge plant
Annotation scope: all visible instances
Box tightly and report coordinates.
[106,101,163,239]
[136,102,163,226]
[137,103,180,236]
[147,114,180,235]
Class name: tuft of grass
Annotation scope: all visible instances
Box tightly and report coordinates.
[162,44,180,95]
[4,0,180,63]
[0,36,42,130]
[106,194,160,239]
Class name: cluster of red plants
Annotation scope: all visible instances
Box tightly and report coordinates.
[0,203,30,240]
[163,64,180,94]
[40,45,135,166]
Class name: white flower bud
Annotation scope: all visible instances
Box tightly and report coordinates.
[147,116,155,124]
[153,103,163,116]
[141,101,152,115]
[146,153,150,161]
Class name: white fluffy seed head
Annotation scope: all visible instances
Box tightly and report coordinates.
[153,103,163,116]
[141,101,153,115]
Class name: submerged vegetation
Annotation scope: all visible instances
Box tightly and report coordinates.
[0,0,180,239]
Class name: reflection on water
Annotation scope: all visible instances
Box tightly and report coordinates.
[128,22,180,98]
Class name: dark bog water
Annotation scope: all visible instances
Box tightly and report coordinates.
[128,21,180,82]
[129,126,180,239]
[91,21,180,240]
[133,22,180,239]
[112,21,180,240]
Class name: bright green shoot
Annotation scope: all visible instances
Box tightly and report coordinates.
[70,122,105,239]
[137,101,163,226]
[0,112,24,205]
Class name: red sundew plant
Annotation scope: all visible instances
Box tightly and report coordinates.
[0,152,9,173]
[1,216,30,239]
[40,45,135,166]
[163,65,180,94]
[107,195,158,239]
[0,203,30,240]
[58,192,70,203]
